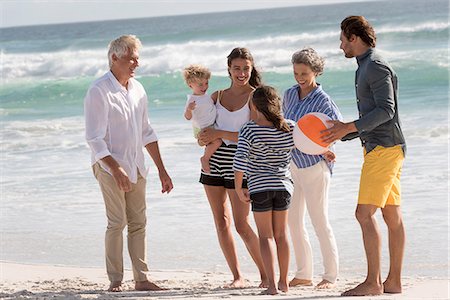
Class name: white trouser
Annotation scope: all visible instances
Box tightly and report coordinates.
[288,160,339,283]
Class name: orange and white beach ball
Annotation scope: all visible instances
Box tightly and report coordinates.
[293,112,333,155]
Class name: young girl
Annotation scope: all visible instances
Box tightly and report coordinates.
[233,85,294,295]
[234,85,337,295]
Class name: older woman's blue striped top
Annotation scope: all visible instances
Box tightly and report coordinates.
[282,84,342,171]
[233,120,295,195]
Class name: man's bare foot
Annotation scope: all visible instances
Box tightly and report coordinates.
[108,281,123,292]
[383,279,402,294]
[135,280,166,291]
[260,287,278,295]
[224,278,248,289]
[278,281,289,293]
[341,281,383,296]
[289,277,313,287]
[316,279,336,289]
[200,156,211,173]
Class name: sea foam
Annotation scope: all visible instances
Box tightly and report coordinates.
[2,21,447,81]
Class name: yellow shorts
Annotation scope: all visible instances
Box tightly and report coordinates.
[358,145,404,208]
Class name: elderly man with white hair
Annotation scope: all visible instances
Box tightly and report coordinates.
[84,35,173,292]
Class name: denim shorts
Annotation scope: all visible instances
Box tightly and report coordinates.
[250,190,291,212]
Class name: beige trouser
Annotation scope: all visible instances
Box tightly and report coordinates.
[288,160,339,283]
[93,163,149,282]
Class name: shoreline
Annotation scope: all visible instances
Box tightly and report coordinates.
[1,261,448,299]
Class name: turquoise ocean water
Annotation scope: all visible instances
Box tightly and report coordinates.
[1,0,449,278]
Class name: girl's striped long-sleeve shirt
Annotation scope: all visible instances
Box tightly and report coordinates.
[233,120,295,195]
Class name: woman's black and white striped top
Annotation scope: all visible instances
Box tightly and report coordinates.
[233,120,295,195]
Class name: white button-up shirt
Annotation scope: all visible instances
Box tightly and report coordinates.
[84,71,158,183]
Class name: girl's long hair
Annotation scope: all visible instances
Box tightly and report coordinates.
[252,86,290,132]
[227,47,262,88]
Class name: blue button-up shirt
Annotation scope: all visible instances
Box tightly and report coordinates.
[344,48,406,154]
[282,84,342,171]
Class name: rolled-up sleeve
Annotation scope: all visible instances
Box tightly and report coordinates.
[141,96,158,146]
[84,86,111,161]
[354,62,396,133]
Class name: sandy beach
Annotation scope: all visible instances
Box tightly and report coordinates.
[0,261,448,299]
[1,1,448,300]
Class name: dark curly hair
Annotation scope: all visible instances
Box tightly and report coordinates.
[341,16,376,47]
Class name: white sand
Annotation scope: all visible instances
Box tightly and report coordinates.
[0,261,448,299]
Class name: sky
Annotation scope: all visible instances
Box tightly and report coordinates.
[0,0,374,28]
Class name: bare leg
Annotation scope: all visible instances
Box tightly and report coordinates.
[228,189,268,287]
[201,138,222,173]
[254,211,278,295]
[382,205,405,294]
[204,185,245,287]
[273,210,289,293]
[342,204,383,296]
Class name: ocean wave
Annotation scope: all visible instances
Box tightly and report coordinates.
[2,20,448,81]
[1,115,193,153]
[1,116,86,152]
[378,21,449,34]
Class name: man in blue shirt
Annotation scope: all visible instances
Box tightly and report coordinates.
[322,16,406,296]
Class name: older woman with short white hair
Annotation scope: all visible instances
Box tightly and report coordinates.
[282,47,341,289]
